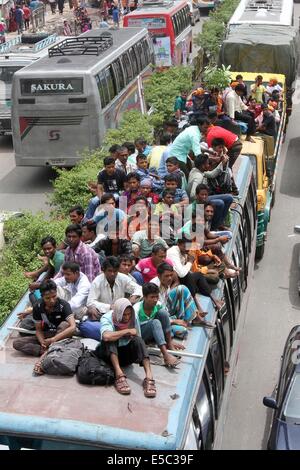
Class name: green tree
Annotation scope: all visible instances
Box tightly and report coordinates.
[144,66,193,128]
[49,110,153,214]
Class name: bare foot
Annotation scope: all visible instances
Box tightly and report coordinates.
[164,353,180,368]
[169,341,185,351]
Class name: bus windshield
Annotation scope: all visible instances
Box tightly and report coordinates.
[0,66,22,100]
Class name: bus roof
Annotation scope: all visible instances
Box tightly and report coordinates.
[0,156,252,450]
[229,0,294,26]
[0,291,214,449]
[125,0,187,16]
[13,28,149,75]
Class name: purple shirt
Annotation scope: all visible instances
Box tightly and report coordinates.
[64,241,101,282]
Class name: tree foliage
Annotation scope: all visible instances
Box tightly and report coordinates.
[202,64,232,90]
[49,110,153,214]
[195,0,240,64]
[144,66,193,128]
[0,213,66,324]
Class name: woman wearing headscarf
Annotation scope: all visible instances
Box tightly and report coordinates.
[96,298,156,397]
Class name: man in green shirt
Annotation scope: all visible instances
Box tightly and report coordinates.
[20,236,65,329]
[174,90,188,120]
[134,283,185,368]
[169,117,211,177]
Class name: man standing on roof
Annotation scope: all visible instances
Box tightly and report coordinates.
[169,117,211,177]
[250,75,266,104]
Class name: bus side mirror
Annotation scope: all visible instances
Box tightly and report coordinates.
[263,397,278,409]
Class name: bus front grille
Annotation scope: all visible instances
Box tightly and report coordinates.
[23,116,84,126]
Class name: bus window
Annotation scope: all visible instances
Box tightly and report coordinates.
[184,6,190,28]
[196,371,215,450]
[208,330,224,418]
[122,52,133,84]
[97,70,110,108]
[137,43,145,69]
[143,38,152,64]
[112,59,125,93]
[129,47,138,76]
[218,283,234,360]
[95,73,105,108]
[134,44,142,72]
[192,407,203,450]
[172,14,179,36]
[105,67,116,102]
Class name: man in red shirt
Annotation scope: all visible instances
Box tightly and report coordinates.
[205,126,243,169]
[22,4,31,30]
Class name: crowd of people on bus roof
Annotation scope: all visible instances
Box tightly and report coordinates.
[13,73,283,398]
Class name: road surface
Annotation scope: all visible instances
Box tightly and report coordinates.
[220,6,300,450]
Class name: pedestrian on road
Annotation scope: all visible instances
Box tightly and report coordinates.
[112,5,119,27]
[15,6,24,35]
[57,0,65,14]
[48,0,57,14]
[23,4,31,28]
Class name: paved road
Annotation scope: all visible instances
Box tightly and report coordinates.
[0,136,55,212]
[220,12,300,450]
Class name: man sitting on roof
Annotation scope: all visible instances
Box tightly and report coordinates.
[13,280,76,374]
[134,282,185,369]
[151,262,214,336]
[96,298,156,397]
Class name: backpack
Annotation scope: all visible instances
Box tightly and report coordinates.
[41,338,84,376]
[77,349,115,386]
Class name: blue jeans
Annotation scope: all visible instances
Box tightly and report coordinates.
[79,320,101,341]
[141,309,171,347]
[208,194,233,230]
[131,270,144,286]
[85,196,100,219]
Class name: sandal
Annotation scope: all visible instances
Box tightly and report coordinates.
[115,375,131,395]
[164,356,180,369]
[143,378,157,398]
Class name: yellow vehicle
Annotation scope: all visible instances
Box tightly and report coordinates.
[231,72,287,259]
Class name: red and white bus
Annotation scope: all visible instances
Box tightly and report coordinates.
[123,1,192,67]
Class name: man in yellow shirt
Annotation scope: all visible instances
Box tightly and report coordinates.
[250,75,266,104]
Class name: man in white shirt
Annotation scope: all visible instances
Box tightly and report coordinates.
[54,262,91,319]
[86,256,142,320]
[224,84,256,141]
[115,146,137,175]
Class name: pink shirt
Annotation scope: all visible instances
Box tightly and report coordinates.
[136,257,173,283]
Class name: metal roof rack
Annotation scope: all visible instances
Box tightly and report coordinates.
[48,33,113,57]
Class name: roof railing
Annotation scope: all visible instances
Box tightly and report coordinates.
[48,34,113,57]
[33,34,59,52]
[0,36,22,54]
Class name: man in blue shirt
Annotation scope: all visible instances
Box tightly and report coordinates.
[112,5,119,27]
[169,117,210,177]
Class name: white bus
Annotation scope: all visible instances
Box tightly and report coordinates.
[0,34,64,135]
[228,0,294,30]
[12,28,154,167]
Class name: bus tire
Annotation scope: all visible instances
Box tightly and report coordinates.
[21,33,50,44]
[255,243,265,261]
